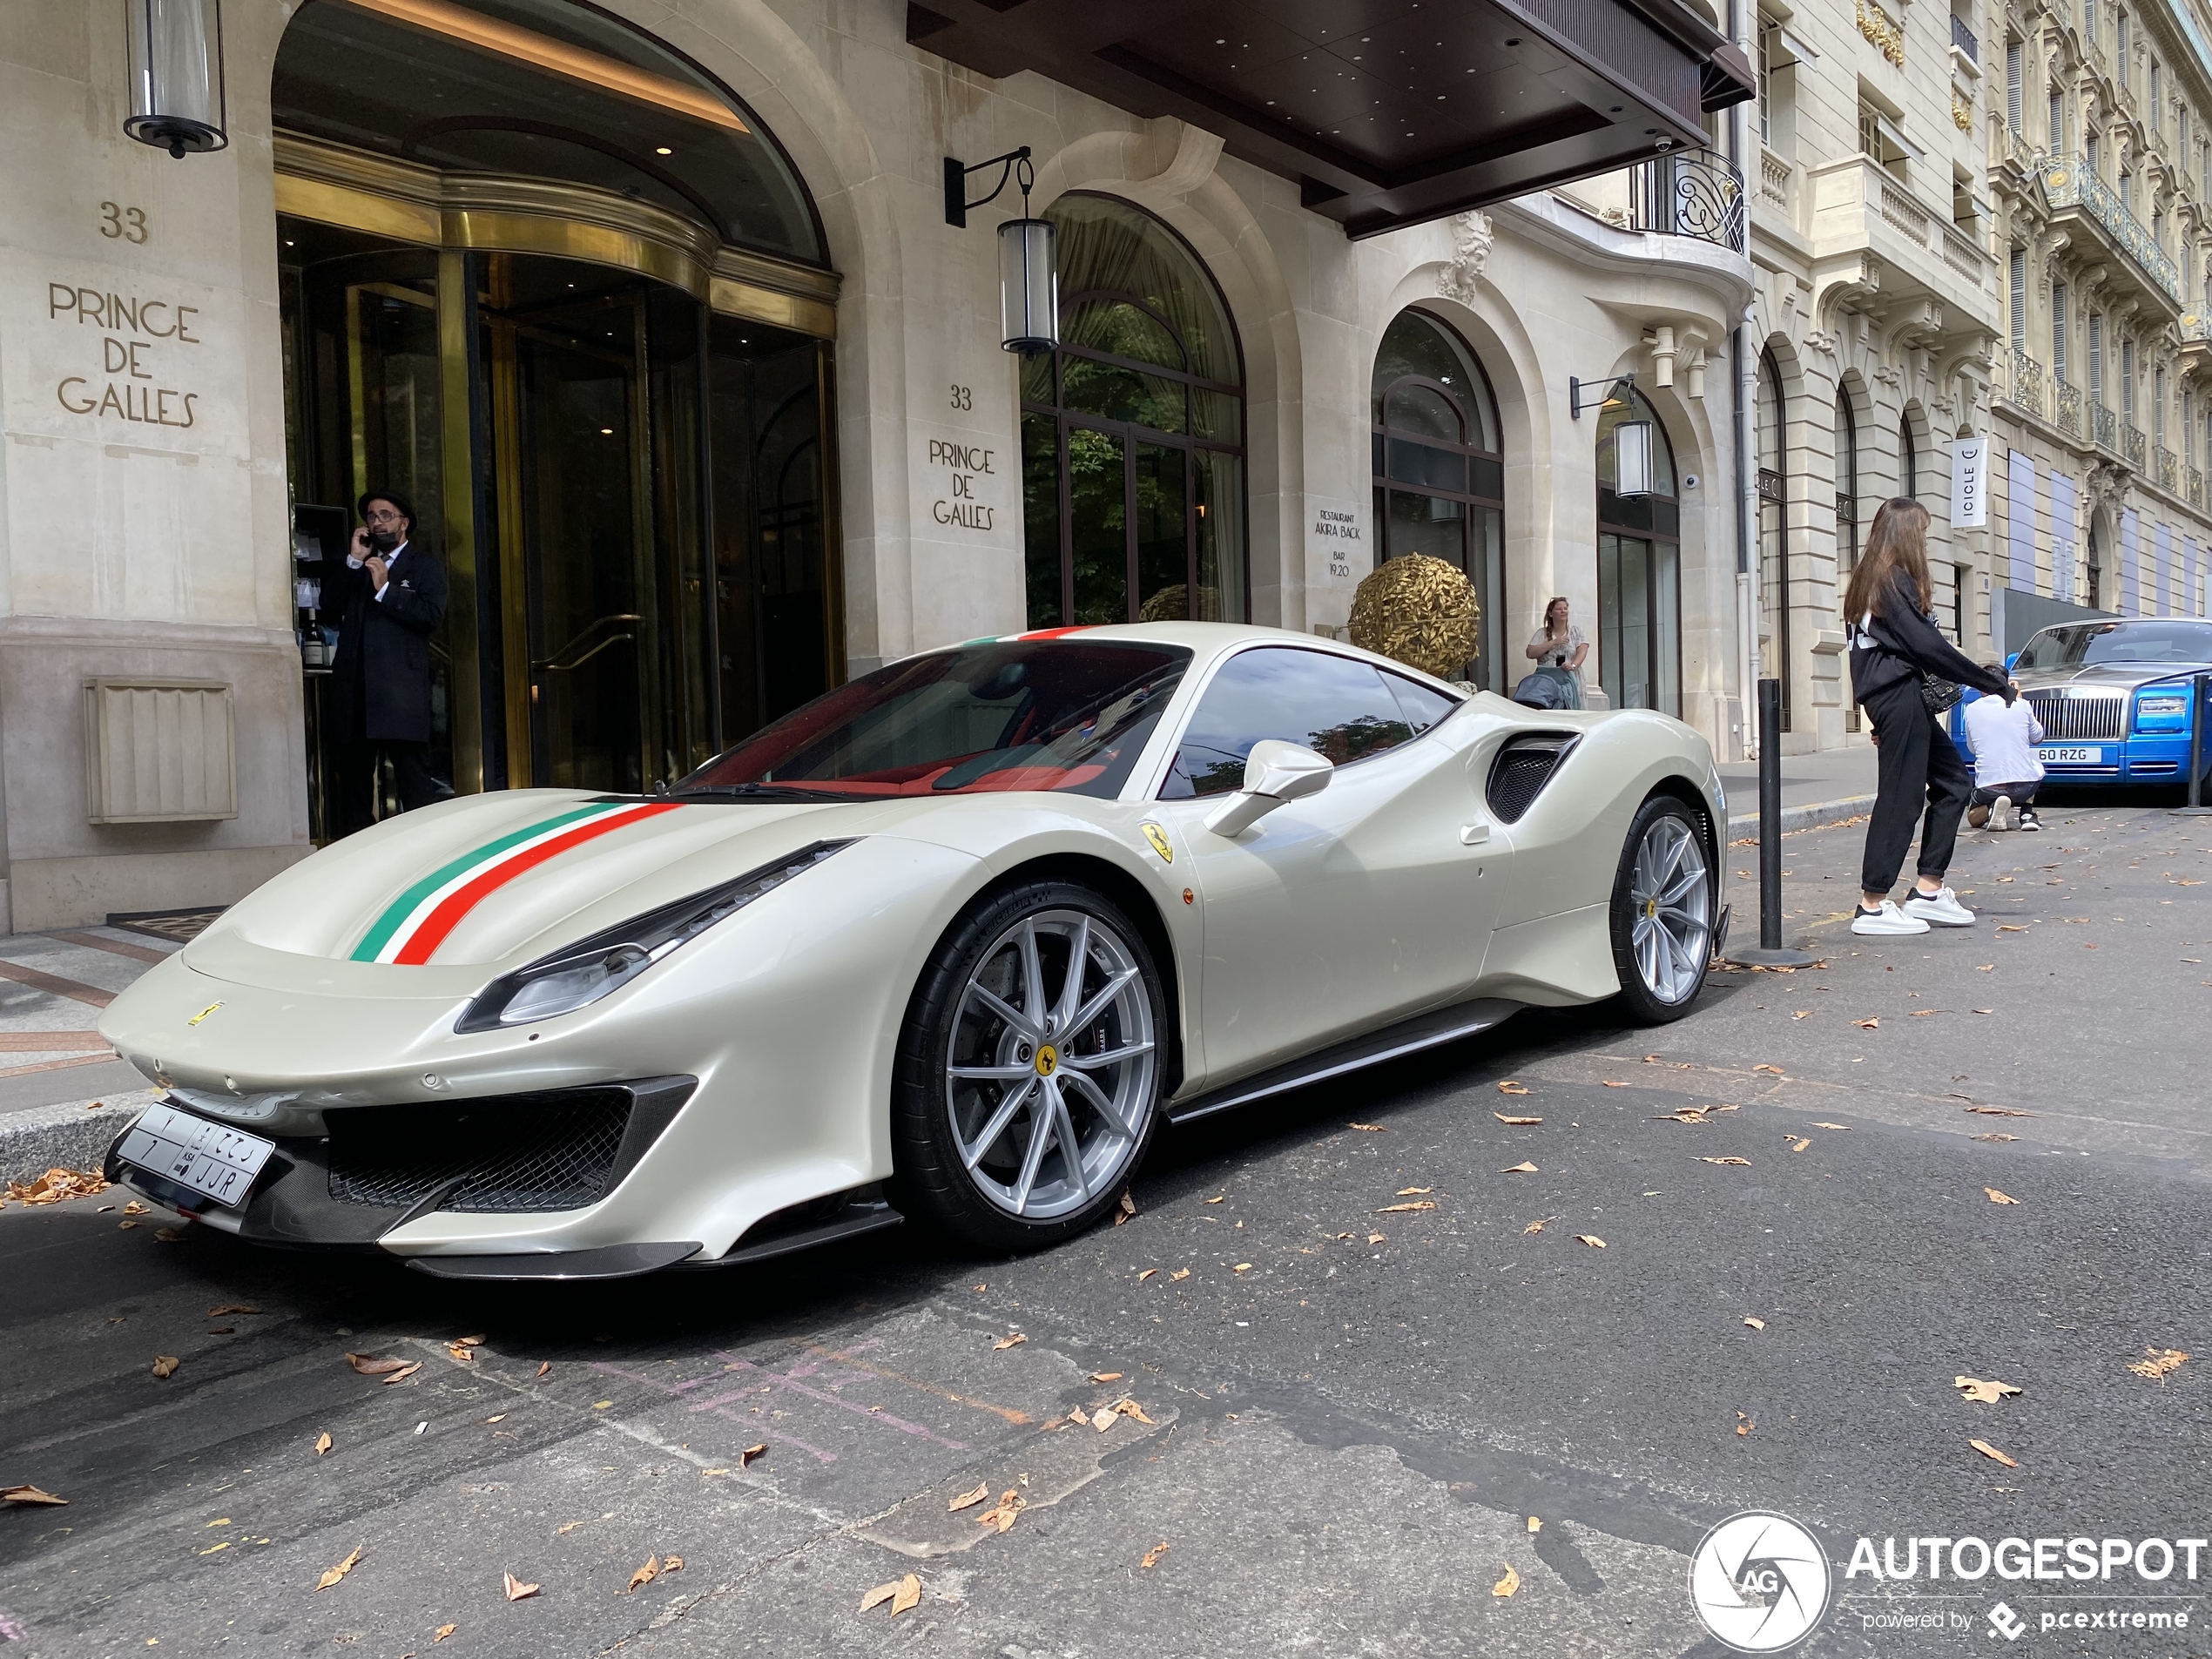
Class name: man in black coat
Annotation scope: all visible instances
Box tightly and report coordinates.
[329,489,449,834]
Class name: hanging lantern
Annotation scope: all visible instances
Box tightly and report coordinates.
[125,0,228,158]
[1000,214,1058,356]
[1613,420,1656,497]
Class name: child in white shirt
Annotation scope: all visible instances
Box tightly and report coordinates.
[1962,677,2045,831]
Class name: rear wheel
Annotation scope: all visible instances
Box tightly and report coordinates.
[1607,797,1714,1023]
[891,880,1165,1251]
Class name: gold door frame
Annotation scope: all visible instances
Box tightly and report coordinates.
[274,134,840,792]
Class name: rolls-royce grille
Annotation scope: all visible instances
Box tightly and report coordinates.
[1487,734,1578,823]
[326,1090,632,1214]
[2023,691,2126,741]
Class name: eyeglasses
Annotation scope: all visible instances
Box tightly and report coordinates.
[364,508,405,526]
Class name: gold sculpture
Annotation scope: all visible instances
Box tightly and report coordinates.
[1346,555,1480,680]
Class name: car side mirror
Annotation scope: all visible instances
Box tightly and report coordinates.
[1204,739,1334,837]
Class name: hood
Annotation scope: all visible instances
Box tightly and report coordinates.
[198,790,897,973]
[2014,661,2204,694]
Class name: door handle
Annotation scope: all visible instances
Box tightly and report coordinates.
[1459,822,1491,846]
[533,613,643,674]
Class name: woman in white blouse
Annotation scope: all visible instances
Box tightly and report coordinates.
[1525,597,1589,685]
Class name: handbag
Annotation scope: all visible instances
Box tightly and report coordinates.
[1919,673,1961,716]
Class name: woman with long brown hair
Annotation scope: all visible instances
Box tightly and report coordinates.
[1844,497,2015,935]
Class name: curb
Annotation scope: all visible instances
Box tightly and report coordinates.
[1,1089,158,1187]
[1726,793,1876,841]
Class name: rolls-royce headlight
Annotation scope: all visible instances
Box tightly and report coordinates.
[455,840,852,1033]
[2135,691,2189,731]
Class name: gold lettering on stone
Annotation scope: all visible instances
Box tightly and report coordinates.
[47,280,204,428]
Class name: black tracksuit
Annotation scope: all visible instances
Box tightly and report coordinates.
[1848,570,2013,894]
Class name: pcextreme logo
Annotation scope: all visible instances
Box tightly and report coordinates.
[1688,1511,1833,1652]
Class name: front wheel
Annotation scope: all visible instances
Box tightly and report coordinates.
[891,880,1166,1251]
[1607,797,1714,1024]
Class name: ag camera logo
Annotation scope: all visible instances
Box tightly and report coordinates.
[1689,1511,1833,1651]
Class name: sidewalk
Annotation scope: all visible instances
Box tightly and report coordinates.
[0,926,170,1184]
[1717,743,1878,837]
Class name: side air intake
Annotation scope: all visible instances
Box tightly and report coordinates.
[1486,733,1579,823]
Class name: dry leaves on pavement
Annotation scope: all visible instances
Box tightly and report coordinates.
[314,1431,333,1457]
[1527,1516,1542,1534]
[1492,1563,1520,1598]
[1232,1261,1254,1272]
[1984,1189,2020,1205]
[1203,1194,1225,1204]
[1501,1162,1538,1174]
[3,1168,110,1206]
[2128,1348,2190,1383]
[1141,1541,1170,1568]
[1969,1439,2019,1469]
[149,1354,180,1379]
[1136,1268,1158,1281]
[1575,1234,1605,1249]
[1496,1081,1530,1096]
[1493,1113,1543,1126]
[502,1572,541,1602]
[1811,1123,1851,1131]
[1114,1190,1136,1225]
[739,1443,767,1467]
[860,1573,924,1614]
[208,1305,258,1317]
[1752,1064,1785,1075]
[1964,1105,2033,1117]
[1349,1123,1386,1132]
[1954,1377,2022,1404]
[625,1556,662,1594]
[1366,1232,1386,1244]
[1971,1133,2019,1143]
[1378,1200,1436,1213]
[1522,1218,1549,1235]
[1112,1397,1155,1424]
[948,1481,989,1512]
[1851,1018,1879,1030]
[1602,1080,1629,1088]
[977,1489,1026,1530]
[1743,1318,1765,1331]
[991,1332,1027,1351]
[1697,1157,1752,1167]
[434,1624,457,1643]
[1170,1267,1190,1281]
[1736,1412,1754,1437]
[1787,1137,1811,1152]
[346,1352,411,1376]
[1396,1187,1432,1196]
[316,1546,365,1591]
[1,1486,67,1506]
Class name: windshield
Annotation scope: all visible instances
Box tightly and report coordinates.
[676,640,1191,799]
[2014,621,2212,671]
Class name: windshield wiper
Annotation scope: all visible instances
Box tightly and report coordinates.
[667,783,853,803]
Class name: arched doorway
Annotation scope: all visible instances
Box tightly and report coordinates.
[1019,194,1247,628]
[272,0,839,835]
[1596,389,1683,716]
[1370,308,1507,688]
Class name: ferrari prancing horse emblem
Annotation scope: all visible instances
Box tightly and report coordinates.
[1141,823,1173,863]
[186,1001,222,1027]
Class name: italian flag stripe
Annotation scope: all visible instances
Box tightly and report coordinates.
[351,801,678,965]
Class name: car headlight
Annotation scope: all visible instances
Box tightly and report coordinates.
[455,840,852,1033]
[2135,692,2189,731]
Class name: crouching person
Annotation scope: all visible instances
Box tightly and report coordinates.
[1963,672,2045,832]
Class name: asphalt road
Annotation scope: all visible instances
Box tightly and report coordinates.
[3,802,2209,1659]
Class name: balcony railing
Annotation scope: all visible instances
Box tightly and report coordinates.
[1952,12,1979,59]
[2158,445,2180,491]
[1628,148,1746,253]
[2008,348,2047,417]
[2190,466,2206,509]
[2055,380,2084,436]
[2124,421,2149,469]
[2042,155,2184,304]
[2184,310,2212,341]
[2094,401,2119,450]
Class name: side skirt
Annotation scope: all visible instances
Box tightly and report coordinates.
[1164,997,1524,1126]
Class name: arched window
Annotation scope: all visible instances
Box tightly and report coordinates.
[1370,309,1506,687]
[1596,389,1682,716]
[1837,386,1859,732]
[1757,349,1790,729]
[1899,414,1918,500]
[1019,195,1246,627]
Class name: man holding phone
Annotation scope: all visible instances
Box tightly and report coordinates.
[328,489,448,833]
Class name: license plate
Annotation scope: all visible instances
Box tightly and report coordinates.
[117,1102,275,1209]
[2040,745,2105,764]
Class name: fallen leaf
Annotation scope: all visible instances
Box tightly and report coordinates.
[1575,1234,1605,1248]
[1650,1107,1711,1124]
[1366,1232,1386,1244]
[434,1625,456,1643]
[1602,1080,1629,1088]
[979,1489,1027,1528]
[949,1481,990,1512]
[121,1199,149,1215]
[992,1332,1027,1350]
[625,1556,661,1595]
[1965,1106,2033,1117]
[1395,1186,1433,1196]
[1501,1162,1539,1174]
[382,1363,422,1386]
[1971,1133,2019,1142]
[536,1362,551,1379]
[455,1335,484,1346]
[664,1555,683,1574]
[1493,1563,1520,1598]
[1377,1201,1436,1213]
[1349,1123,1386,1132]
[1811,1123,1850,1131]
[556,1521,588,1534]
[1493,1113,1543,1125]
[153,1226,184,1242]
[1527,1516,1542,1534]
[1141,1541,1171,1568]
[1202,1194,1225,1205]
[347,1353,411,1376]
[486,1414,506,1425]
[208,1305,259,1317]
[1091,1407,1117,1431]
[1736,1412,1754,1437]
[1752,1063,1785,1075]
[1136,1268,1158,1281]
[1969,1439,2018,1468]
[1,1485,67,1506]
[1787,1137,1811,1152]
[699,1467,731,1477]
[1954,1376,2022,1404]
[1908,1009,1941,1018]
[317,1545,365,1591]
[3,1166,111,1206]
[1089,1371,1124,1383]
[1114,1190,1136,1225]
[1743,1317,1764,1331]
[739,1443,767,1467]
[1170,1267,1190,1281]
[1973,1008,1994,1015]
[1232,1261,1254,1271]
[314,1431,333,1457]
[502,1572,540,1602]
[890,1572,923,1614]
[2128,1348,2190,1383]
[1984,1188,2020,1204]
[1113,1397,1155,1424]
[1998,924,2027,933]
[151,1355,180,1379]
[1697,1156,1752,1167]
[1851,1018,1878,1030]
[447,1345,476,1364]
[1521,1218,1548,1235]
[1497,1081,1530,1095]
[1791,1011,1811,1020]
[860,1581,900,1612]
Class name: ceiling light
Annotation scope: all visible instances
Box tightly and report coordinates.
[655,145,673,155]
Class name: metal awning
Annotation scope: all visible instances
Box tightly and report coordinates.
[907,0,1754,239]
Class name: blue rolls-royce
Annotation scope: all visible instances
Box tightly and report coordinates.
[1953,618,2212,787]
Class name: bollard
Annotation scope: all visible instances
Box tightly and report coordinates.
[1729,678,1817,967]
[2175,671,2212,817]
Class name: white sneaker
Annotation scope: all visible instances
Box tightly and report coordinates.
[1903,886,1977,927]
[1988,794,2012,832]
[1853,900,1931,935]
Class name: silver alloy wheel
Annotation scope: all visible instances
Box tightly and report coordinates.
[945,907,1157,1220]
[1629,813,1712,1005]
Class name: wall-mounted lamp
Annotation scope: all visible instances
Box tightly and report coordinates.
[1612,421,1656,497]
[125,0,228,158]
[946,145,1058,356]
[1568,371,1635,420]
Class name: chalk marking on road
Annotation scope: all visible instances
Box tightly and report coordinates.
[799,1343,1033,1426]
[714,1353,971,1450]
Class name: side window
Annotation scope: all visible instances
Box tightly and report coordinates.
[1160,648,1416,799]
[1379,670,1460,735]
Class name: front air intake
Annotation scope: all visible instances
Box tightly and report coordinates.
[1487,733,1579,823]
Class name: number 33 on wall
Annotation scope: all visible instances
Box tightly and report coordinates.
[99,202,150,244]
